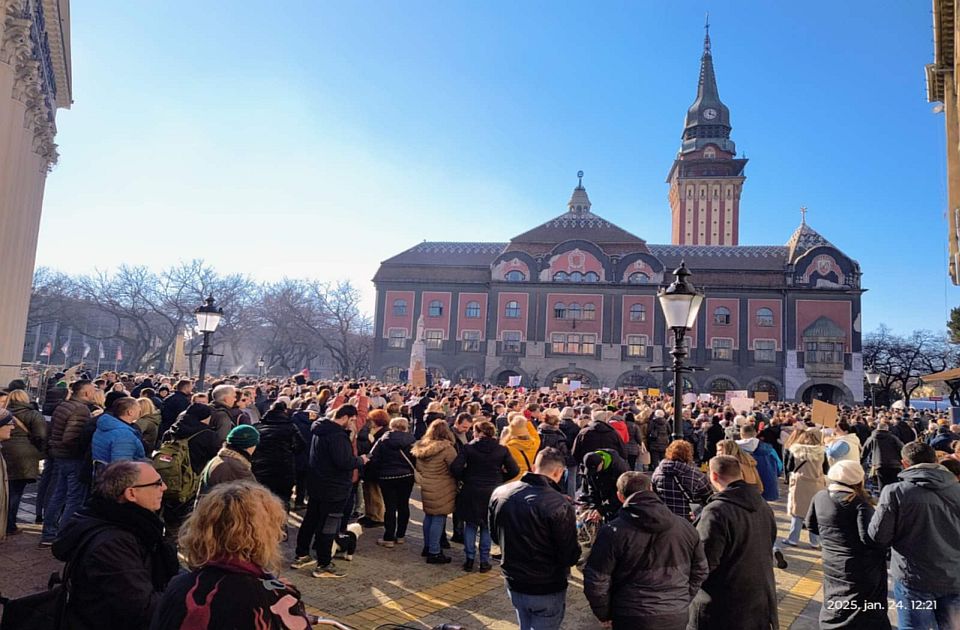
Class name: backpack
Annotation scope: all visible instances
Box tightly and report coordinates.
[153,433,200,503]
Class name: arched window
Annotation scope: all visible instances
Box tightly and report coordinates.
[756,307,774,327]
[553,302,566,319]
[709,378,735,394]
[583,303,596,320]
[568,303,582,320]
[465,301,481,318]
[505,301,520,318]
[714,306,731,325]
[504,270,525,282]
[629,303,646,322]
[570,271,583,283]
[628,272,650,284]
[392,299,407,316]
[428,300,443,317]
[553,271,568,282]
[753,380,779,401]
[584,271,599,283]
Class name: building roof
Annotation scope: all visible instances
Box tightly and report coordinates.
[785,220,835,262]
[379,242,506,267]
[649,244,789,271]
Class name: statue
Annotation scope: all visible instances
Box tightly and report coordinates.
[409,315,427,387]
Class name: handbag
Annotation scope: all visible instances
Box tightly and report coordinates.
[399,450,422,485]
[638,442,651,467]
[667,470,706,521]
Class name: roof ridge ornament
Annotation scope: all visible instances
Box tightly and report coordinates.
[800,205,807,225]
[577,170,584,189]
[704,12,711,54]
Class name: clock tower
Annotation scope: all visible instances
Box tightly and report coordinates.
[667,21,748,246]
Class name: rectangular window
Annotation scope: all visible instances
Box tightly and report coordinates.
[462,330,481,352]
[551,333,565,354]
[754,339,776,363]
[711,337,733,361]
[503,331,522,353]
[581,334,596,356]
[626,335,648,357]
[425,330,443,350]
[552,333,596,355]
[806,341,843,364]
[387,328,406,349]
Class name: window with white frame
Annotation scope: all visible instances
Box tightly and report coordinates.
[756,307,774,327]
[711,337,733,361]
[626,335,648,357]
[754,339,776,363]
[465,301,481,318]
[583,303,596,320]
[428,300,443,317]
[714,306,731,325]
[629,303,646,322]
[505,301,521,318]
[425,330,443,350]
[628,272,650,284]
[553,302,566,319]
[387,328,406,349]
[505,270,525,282]
[567,303,582,320]
[462,330,481,352]
[502,331,522,353]
[551,333,596,355]
[392,299,407,316]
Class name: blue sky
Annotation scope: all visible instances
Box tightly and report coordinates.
[37,1,955,335]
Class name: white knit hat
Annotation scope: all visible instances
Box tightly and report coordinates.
[827,460,865,486]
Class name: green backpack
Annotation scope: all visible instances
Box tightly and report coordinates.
[152,434,199,503]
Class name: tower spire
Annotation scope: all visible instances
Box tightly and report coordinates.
[704,12,710,53]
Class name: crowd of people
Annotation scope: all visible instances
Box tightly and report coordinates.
[0,369,958,629]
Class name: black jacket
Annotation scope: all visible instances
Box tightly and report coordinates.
[210,402,240,445]
[369,430,417,479]
[689,480,778,630]
[890,421,917,445]
[581,449,631,520]
[861,430,904,470]
[807,489,890,629]
[451,436,519,524]
[572,421,626,465]
[308,419,361,503]
[159,391,190,437]
[538,425,574,466]
[162,412,220,474]
[42,384,68,416]
[251,409,306,489]
[868,463,960,595]
[52,496,179,630]
[558,418,580,452]
[584,491,708,622]
[489,472,580,595]
[704,421,725,460]
[646,415,671,452]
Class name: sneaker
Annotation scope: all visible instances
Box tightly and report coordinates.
[312,563,346,578]
[781,539,798,547]
[290,555,317,570]
[376,539,395,549]
[395,537,406,545]
[38,540,53,549]
[479,561,493,573]
[462,558,474,572]
[774,549,788,570]
[491,551,502,560]
[426,553,452,565]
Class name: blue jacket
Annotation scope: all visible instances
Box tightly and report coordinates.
[739,438,783,501]
[92,413,146,464]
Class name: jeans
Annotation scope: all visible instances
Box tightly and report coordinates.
[893,580,960,630]
[565,465,578,498]
[36,463,53,520]
[463,521,491,562]
[6,479,29,532]
[422,514,447,555]
[296,496,343,566]
[379,476,414,541]
[786,515,819,546]
[506,586,566,630]
[41,459,88,542]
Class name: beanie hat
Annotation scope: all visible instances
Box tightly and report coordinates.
[184,403,212,423]
[827,460,864,486]
[227,424,260,449]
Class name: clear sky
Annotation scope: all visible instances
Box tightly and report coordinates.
[36,1,956,336]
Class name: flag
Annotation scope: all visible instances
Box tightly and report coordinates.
[98,341,105,359]
[60,337,70,357]
[507,375,521,387]
[82,342,91,358]
[301,368,311,380]
[40,341,52,357]
[115,344,123,362]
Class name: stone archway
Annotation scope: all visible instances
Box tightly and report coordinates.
[703,374,742,395]
[746,376,784,402]
[490,368,530,387]
[795,378,854,405]
[615,369,659,389]
[543,367,601,388]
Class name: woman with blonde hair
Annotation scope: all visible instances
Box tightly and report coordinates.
[716,439,763,493]
[411,418,458,564]
[136,396,162,452]
[783,428,826,548]
[3,388,45,535]
[501,415,540,482]
[151,481,312,629]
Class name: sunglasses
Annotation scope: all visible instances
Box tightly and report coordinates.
[130,478,165,489]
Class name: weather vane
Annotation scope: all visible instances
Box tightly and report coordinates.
[577,170,584,187]
[800,206,808,224]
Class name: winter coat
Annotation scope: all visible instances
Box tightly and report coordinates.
[537,425,573,466]
[929,427,957,453]
[209,402,241,445]
[868,463,960,595]
[52,496,179,630]
[861,430,904,472]
[704,422,725,460]
[504,435,540,481]
[646,415,671,452]
[48,399,95,459]
[489,472,581,595]
[369,429,416,479]
[451,436,519,524]
[890,421,917,445]
[0,449,7,540]
[42,383,68,416]
[581,449,631,520]
[608,418,630,444]
[623,419,644,458]
[583,491,709,622]
[136,411,161,453]
[197,446,256,499]
[308,419,362,503]
[558,418,580,452]
[92,413,146,464]
[651,459,712,519]
[251,409,305,490]
[158,391,190,437]
[689,480,779,630]
[738,437,783,501]
[412,439,458,515]
[291,411,313,471]
[572,420,627,465]
[161,413,220,474]
[786,443,826,519]
[807,488,890,629]
[3,400,46,480]
[150,560,311,630]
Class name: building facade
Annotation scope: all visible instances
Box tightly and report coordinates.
[373,30,865,403]
[0,0,72,383]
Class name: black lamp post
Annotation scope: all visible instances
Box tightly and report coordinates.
[658,262,704,442]
[257,357,265,378]
[194,296,223,393]
[865,369,881,416]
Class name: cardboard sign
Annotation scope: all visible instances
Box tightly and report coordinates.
[730,397,755,415]
[698,393,714,402]
[601,387,611,394]
[539,387,551,394]
[754,391,769,403]
[647,388,661,397]
[556,383,570,393]
[725,390,749,401]
[682,392,698,405]
[812,399,839,428]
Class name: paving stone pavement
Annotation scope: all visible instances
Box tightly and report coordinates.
[0,480,897,629]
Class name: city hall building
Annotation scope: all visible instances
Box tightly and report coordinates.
[372,31,865,403]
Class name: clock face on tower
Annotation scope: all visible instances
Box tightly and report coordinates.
[703,108,718,120]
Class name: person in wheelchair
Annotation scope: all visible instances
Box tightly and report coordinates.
[579,449,630,521]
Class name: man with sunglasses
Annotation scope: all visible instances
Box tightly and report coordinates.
[51,460,179,630]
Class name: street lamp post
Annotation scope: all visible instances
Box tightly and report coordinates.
[194,296,223,393]
[257,357,265,378]
[865,369,881,416]
[657,262,705,442]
